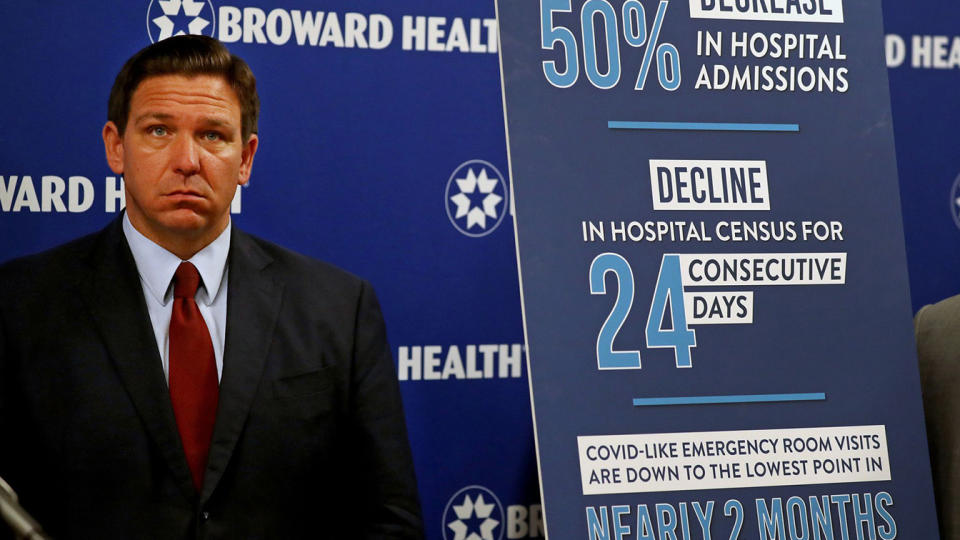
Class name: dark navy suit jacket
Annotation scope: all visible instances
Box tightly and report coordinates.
[0,217,423,538]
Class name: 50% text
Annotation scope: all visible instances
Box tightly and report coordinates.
[541,0,681,91]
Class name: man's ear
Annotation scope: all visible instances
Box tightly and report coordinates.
[103,121,124,175]
[238,134,259,186]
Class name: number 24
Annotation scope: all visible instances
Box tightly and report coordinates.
[589,253,696,370]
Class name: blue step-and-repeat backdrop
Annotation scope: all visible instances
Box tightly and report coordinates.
[0,1,957,538]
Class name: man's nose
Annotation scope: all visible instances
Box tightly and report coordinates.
[171,135,201,176]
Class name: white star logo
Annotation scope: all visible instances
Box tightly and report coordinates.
[444,160,508,238]
[446,493,500,540]
[449,168,504,230]
[151,0,211,41]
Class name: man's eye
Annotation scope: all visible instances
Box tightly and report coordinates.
[203,132,222,141]
[149,126,168,136]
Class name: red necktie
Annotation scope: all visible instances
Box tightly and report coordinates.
[169,262,219,492]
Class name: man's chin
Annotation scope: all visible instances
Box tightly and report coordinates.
[156,209,225,236]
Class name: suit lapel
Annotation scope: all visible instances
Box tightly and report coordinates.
[202,229,284,502]
[78,218,198,501]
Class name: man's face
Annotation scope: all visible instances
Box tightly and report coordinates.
[103,74,258,253]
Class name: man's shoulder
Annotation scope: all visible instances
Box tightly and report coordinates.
[916,293,960,338]
[914,293,960,371]
[232,228,368,296]
[0,226,108,292]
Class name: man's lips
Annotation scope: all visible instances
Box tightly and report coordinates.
[164,191,206,199]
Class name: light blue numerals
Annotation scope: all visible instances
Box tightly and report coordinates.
[724,499,743,540]
[645,255,696,368]
[590,253,642,370]
[580,0,621,89]
[541,0,579,88]
[590,253,696,371]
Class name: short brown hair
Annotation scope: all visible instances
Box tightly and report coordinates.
[108,35,259,141]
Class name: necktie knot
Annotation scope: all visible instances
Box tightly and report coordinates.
[174,262,202,299]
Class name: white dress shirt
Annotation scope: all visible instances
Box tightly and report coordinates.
[122,213,230,383]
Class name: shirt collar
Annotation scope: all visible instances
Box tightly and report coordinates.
[122,212,232,306]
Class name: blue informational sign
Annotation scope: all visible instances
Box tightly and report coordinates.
[498,0,939,537]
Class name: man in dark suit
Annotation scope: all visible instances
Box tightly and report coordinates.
[0,35,423,538]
